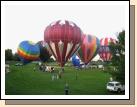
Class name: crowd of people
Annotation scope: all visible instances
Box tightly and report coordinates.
[35,62,64,81]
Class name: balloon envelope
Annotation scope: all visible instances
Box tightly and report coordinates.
[44,20,82,67]
[98,37,116,61]
[37,41,52,62]
[77,34,100,65]
[17,41,40,64]
[72,54,80,67]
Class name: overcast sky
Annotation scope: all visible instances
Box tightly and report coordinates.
[4,2,126,60]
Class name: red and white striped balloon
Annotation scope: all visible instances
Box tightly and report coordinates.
[44,20,82,67]
[99,37,116,61]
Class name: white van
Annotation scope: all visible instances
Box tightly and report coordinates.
[106,81,125,92]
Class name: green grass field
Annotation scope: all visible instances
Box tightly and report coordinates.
[5,62,123,95]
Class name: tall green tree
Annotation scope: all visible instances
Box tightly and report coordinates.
[13,52,20,61]
[109,30,125,84]
[5,49,13,61]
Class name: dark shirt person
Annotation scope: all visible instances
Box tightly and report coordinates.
[64,83,69,95]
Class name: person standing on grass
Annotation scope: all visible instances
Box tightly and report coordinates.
[33,67,36,71]
[42,64,47,72]
[58,70,62,79]
[64,83,69,95]
[51,67,56,80]
[62,67,64,73]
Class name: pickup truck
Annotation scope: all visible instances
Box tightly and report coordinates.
[106,81,125,93]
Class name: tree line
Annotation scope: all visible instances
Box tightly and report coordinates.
[5,49,20,61]
[109,30,125,84]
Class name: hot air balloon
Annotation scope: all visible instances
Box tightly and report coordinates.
[72,54,80,67]
[17,41,40,64]
[98,37,116,61]
[37,41,52,62]
[44,20,82,67]
[77,34,100,65]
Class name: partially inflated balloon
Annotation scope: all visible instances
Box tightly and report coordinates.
[37,41,52,62]
[77,34,100,65]
[72,54,80,67]
[98,37,116,61]
[44,20,82,67]
[17,41,40,64]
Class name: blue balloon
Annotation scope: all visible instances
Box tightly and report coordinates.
[72,54,80,67]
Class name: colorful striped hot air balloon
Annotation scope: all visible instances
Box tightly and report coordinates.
[44,20,82,67]
[77,34,100,65]
[17,41,40,64]
[98,37,116,61]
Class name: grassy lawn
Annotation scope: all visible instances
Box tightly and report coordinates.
[5,62,123,95]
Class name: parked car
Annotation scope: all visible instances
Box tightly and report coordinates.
[106,81,125,93]
[15,63,23,66]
